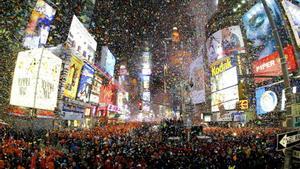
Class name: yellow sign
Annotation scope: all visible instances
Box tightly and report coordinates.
[211,57,233,77]
[239,100,248,110]
[64,56,84,99]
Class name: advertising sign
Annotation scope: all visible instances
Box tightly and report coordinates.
[143,91,151,102]
[252,45,297,83]
[89,75,102,103]
[34,49,62,110]
[206,25,245,64]
[100,84,114,104]
[64,56,84,99]
[282,0,300,47]
[66,15,97,63]
[10,48,62,111]
[10,49,42,108]
[211,85,239,112]
[23,0,56,49]
[189,56,205,104]
[77,63,95,102]
[100,46,116,77]
[211,66,238,92]
[242,0,288,60]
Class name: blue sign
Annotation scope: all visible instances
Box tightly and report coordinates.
[77,63,95,102]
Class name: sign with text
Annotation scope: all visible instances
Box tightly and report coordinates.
[10,48,62,110]
[252,45,297,83]
[277,130,300,151]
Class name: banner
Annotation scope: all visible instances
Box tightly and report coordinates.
[89,75,102,103]
[206,25,245,64]
[64,56,84,99]
[99,84,114,104]
[252,45,297,83]
[23,0,56,49]
[66,15,97,63]
[10,48,62,111]
[282,0,300,47]
[189,56,205,104]
[77,63,95,102]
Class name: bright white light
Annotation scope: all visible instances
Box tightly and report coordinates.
[241,0,246,4]
[216,0,218,6]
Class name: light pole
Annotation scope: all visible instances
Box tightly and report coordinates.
[260,0,295,168]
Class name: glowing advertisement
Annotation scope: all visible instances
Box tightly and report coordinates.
[242,0,289,60]
[100,84,114,104]
[66,15,97,63]
[89,75,102,103]
[282,0,300,47]
[100,46,116,77]
[189,56,205,104]
[23,0,56,49]
[211,66,238,92]
[252,45,297,83]
[35,49,62,110]
[206,25,245,64]
[10,48,62,111]
[211,85,239,112]
[64,56,84,99]
[143,91,151,102]
[77,63,95,103]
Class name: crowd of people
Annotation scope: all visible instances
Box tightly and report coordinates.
[0,121,286,169]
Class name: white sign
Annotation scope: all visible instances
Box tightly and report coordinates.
[211,85,239,112]
[10,48,62,111]
[35,49,62,110]
[211,66,238,92]
[66,15,97,63]
[260,90,278,112]
[189,56,205,104]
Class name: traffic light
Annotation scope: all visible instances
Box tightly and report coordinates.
[138,101,142,110]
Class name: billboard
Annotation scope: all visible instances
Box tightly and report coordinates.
[189,56,205,104]
[282,0,300,47]
[23,0,56,49]
[206,25,245,64]
[252,45,297,83]
[64,56,84,99]
[100,84,114,104]
[66,15,97,63]
[34,49,62,110]
[242,0,288,60]
[211,85,239,112]
[101,46,116,77]
[211,66,238,92]
[89,75,102,103]
[77,63,95,102]
[10,48,62,111]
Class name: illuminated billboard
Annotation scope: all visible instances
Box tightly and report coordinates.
[242,0,288,60]
[211,85,239,112]
[100,46,116,77]
[89,75,102,103]
[100,84,114,104]
[77,63,95,102]
[66,15,97,63]
[211,66,238,92]
[23,0,56,49]
[282,0,300,47]
[64,56,84,99]
[10,48,62,111]
[189,56,205,104]
[206,25,245,64]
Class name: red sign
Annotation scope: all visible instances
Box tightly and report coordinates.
[252,45,297,83]
[99,84,114,104]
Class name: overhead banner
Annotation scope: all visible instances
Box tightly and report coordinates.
[23,0,56,49]
[66,15,97,63]
[89,75,102,103]
[206,25,245,64]
[252,45,297,83]
[189,56,205,104]
[64,56,84,99]
[282,0,300,47]
[77,63,95,102]
[10,48,62,111]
